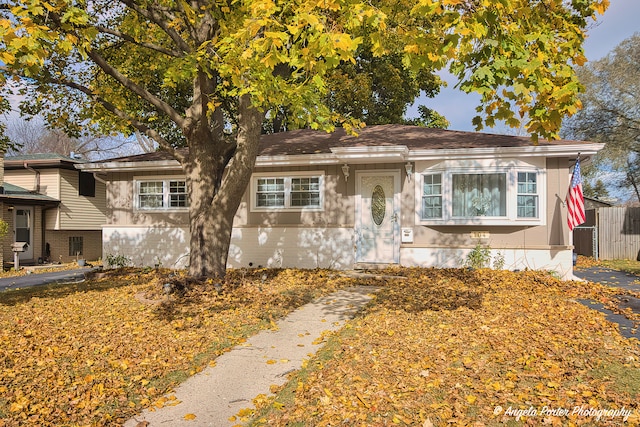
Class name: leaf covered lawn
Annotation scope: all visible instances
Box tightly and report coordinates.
[0,268,356,426]
[250,269,640,426]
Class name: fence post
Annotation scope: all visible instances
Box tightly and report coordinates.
[593,225,599,261]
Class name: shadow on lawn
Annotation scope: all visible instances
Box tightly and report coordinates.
[0,268,142,306]
[149,268,326,322]
[372,268,485,312]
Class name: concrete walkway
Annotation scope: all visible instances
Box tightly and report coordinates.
[125,286,379,427]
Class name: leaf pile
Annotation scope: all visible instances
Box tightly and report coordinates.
[251,269,640,426]
[0,268,362,426]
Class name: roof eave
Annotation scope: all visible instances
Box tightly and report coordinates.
[407,143,605,161]
[4,159,81,170]
[78,142,605,171]
[77,159,181,172]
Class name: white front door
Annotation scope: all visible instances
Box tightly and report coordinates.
[14,207,34,260]
[355,171,400,264]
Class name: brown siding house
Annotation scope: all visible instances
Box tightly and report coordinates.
[81,125,603,279]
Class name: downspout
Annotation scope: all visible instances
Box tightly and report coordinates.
[23,162,40,193]
[92,173,107,185]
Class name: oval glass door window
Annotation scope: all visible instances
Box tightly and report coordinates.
[371,185,386,226]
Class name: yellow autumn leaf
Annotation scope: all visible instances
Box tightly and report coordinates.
[184,413,196,420]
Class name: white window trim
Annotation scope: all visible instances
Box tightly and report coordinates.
[415,163,546,226]
[250,171,325,212]
[134,176,189,212]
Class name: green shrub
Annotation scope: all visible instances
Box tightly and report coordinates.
[465,242,491,269]
[106,253,132,269]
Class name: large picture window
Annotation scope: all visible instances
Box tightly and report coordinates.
[452,173,506,217]
[419,166,542,225]
[136,179,189,210]
[252,173,324,211]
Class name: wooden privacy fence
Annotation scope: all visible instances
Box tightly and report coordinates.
[574,207,640,261]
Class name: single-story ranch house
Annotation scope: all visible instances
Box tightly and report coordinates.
[79,125,603,279]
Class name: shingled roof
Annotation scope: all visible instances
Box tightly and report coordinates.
[257,124,583,156]
[0,183,59,204]
[89,125,594,165]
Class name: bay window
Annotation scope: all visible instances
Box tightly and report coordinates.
[420,166,543,224]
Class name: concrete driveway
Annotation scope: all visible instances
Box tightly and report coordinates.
[574,267,640,293]
[0,267,97,292]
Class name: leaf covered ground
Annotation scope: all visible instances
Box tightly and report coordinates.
[248,269,640,426]
[0,268,357,426]
[0,267,638,426]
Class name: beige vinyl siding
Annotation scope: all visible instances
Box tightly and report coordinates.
[105,166,352,228]
[4,169,60,197]
[57,169,106,230]
[545,157,571,247]
[244,164,353,227]
[408,157,567,251]
[105,171,190,227]
[3,170,36,191]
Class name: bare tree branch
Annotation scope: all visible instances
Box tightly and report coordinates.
[54,77,185,162]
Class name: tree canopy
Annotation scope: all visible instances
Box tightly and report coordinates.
[0,0,610,279]
[562,33,640,203]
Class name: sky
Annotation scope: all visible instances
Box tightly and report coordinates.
[408,0,640,133]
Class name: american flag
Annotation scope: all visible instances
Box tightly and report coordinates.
[567,157,585,231]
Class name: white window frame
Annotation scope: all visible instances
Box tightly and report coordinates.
[517,171,539,219]
[250,171,325,212]
[416,161,545,226]
[134,177,189,211]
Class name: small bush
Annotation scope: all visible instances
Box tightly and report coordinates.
[493,251,505,270]
[465,242,491,269]
[106,253,132,269]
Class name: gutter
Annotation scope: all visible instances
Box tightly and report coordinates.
[23,162,40,193]
[76,142,606,171]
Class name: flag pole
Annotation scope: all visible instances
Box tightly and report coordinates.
[566,152,586,231]
[564,152,581,206]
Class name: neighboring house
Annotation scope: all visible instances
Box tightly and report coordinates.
[584,196,614,210]
[2,154,106,266]
[80,125,603,279]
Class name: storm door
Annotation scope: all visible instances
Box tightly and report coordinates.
[14,206,34,260]
[355,171,400,264]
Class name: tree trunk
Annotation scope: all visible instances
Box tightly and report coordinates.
[185,95,264,280]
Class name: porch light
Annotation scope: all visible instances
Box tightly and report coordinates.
[341,164,350,182]
[405,162,413,181]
